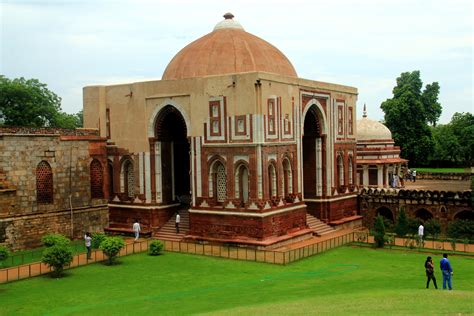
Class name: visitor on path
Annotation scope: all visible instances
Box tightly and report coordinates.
[424,256,438,289]
[440,253,453,290]
[412,169,417,182]
[133,219,141,241]
[84,232,92,260]
[175,212,181,234]
[418,224,424,241]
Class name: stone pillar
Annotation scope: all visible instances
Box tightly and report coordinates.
[362,165,369,186]
[384,165,389,188]
[377,165,383,187]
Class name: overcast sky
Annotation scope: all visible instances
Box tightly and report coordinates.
[1,0,472,123]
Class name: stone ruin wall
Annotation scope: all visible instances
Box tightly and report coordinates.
[0,132,108,250]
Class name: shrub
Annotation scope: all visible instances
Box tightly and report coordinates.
[41,245,73,278]
[149,240,164,256]
[41,234,70,248]
[425,219,441,239]
[100,237,125,265]
[91,232,106,249]
[395,208,409,237]
[447,219,474,241]
[0,245,10,267]
[373,215,386,248]
[407,218,422,235]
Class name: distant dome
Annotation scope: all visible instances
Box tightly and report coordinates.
[162,13,297,80]
[357,116,393,141]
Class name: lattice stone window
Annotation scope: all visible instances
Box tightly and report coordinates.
[269,164,277,197]
[124,160,135,198]
[348,156,353,185]
[36,160,53,204]
[216,163,227,202]
[90,159,104,199]
[338,155,345,186]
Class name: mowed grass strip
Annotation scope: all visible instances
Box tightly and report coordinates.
[1,246,473,315]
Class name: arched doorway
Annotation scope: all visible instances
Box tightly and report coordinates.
[155,105,190,204]
[454,210,474,220]
[235,164,249,204]
[376,207,394,223]
[303,105,323,198]
[415,208,433,222]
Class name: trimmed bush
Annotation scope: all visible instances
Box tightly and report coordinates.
[447,219,474,241]
[373,215,386,248]
[395,209,409,237]
[91,232,106,249]
[100,237,125,265]
[0,245,10,267]
[425,219,441,239]
[41,245,73,278]
[41,234,71,248]
[149,240,164,256]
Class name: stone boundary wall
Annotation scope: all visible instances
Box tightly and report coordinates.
[0,127,99,136]
[418,172,472,181]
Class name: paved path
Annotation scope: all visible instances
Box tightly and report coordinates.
[403,179,470,191]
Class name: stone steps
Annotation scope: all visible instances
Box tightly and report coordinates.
[154,210,190,242]
[306,213,336,236]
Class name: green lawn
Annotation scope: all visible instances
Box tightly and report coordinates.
[2,246,473,315]
[415,168,467,173]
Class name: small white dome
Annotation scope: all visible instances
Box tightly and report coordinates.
[357,117,392,141]
[213,12,245,31]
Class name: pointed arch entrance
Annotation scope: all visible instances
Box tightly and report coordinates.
[155,105,190,204]
[302,105,325,198]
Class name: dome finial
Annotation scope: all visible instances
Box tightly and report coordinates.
[363,103,367,118]
[223,12,234,20]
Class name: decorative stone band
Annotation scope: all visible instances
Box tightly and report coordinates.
[107,202,180,210]
[189,204,305,218]
[305,193,358,203]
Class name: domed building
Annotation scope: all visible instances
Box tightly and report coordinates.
[83,13,359,247]
[356,105,407,188]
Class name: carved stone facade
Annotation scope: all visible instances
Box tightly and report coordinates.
[0,127,109,250]
[83,14,359,246]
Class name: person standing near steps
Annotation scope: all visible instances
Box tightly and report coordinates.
[175,212,181,234]
[133,219,141,241]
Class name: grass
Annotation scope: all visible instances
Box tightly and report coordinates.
[415,168,467,173]
[1,240,86,268]
[1,246,473,315]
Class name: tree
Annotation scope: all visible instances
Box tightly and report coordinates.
[395,208,409,237]
[450,112,474,166]
[100,237,125,265]
[41,245,74,278]
[373,215,386,248]
[0,246,10,267]
[380,71,441,166]
[41,233,71,248]
[424,219,441,239]
[0,76,82,128]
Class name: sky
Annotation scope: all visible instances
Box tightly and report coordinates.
[1,0,472,123]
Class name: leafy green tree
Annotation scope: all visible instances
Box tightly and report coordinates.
[373,215,386,248]
[100,237,125,265]
[0,76,81,128]
[41,245,73,278]
[424,219,441,239]
[450,112,474,166]
[91,232,107,249]
[380,71,441,166]
[447,220,474,241]
[395,208,409,237]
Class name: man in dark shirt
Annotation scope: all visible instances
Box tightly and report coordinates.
[440,253,453,290]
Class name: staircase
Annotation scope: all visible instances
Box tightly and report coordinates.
[154,209,190,242]
[306,213,336,236]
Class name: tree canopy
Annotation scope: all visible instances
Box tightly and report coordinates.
[381,71,441,166]
[0,76,82,128]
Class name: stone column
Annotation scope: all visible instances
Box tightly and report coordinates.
[362,165,369,186]
[377,165,383,187]
[384,165,389,188]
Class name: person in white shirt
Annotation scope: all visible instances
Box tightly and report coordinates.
[175,212,181,234]
[133,219,141,241]
[418,224,424,241]
[84,232,92,260]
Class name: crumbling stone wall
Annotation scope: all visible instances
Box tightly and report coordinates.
[0,131,109,250]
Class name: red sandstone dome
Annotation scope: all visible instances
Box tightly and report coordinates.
[162,13,298,80]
